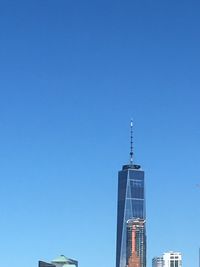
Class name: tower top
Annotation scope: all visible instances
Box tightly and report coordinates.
[122,120,141,170]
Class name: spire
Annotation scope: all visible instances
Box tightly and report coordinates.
[122,120,141,170]
[130,120,133,164]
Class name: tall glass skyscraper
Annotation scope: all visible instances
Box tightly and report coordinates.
[116,122,146,267]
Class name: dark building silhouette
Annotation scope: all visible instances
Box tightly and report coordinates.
[39,261,55,267]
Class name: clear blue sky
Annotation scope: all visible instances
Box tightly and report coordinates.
[0,0,200,267]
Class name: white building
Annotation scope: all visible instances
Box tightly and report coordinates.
[163,252,182,267]
[152,252,182,267]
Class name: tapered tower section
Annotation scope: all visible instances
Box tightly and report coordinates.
[116,122,146,267]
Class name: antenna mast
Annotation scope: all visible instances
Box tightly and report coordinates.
[130,120,133,164]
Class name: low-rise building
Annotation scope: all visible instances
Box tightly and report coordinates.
[39,255,78,267]
[152,251,182,267]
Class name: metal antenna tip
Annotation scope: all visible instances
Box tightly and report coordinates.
[130,120,134,164]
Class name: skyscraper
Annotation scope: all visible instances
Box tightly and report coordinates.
[116,122,146,267]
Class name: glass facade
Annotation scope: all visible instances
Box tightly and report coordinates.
[152,257,164,267]
[116,164,146,267]
[126,219,146,267]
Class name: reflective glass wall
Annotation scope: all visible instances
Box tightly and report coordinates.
[116,165,146,267]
